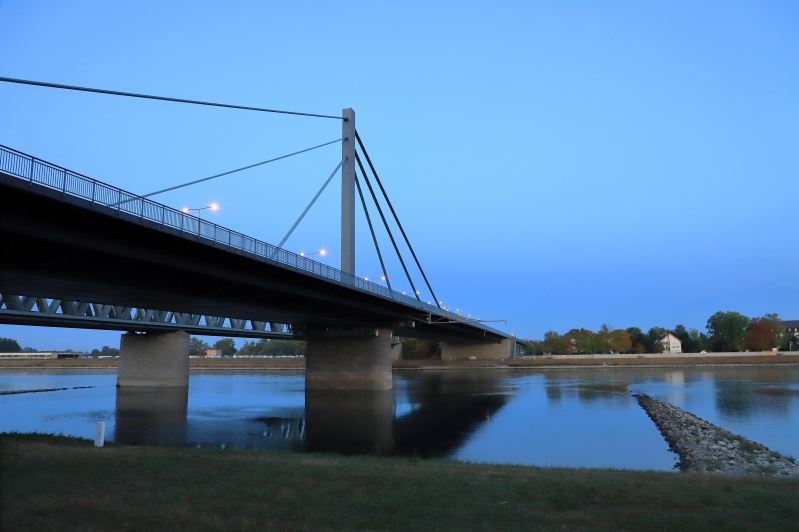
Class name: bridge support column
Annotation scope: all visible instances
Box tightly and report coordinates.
[305,328,393,390]
[341,108,356,275]
[440,338,514,361]
[117,331,190,387]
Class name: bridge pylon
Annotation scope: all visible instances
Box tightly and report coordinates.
[341,108,355,274]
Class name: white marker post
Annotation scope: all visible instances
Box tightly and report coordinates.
[94,422,105,447]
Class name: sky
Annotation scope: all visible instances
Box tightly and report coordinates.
[0,1,796,351]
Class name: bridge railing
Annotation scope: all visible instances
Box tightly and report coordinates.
[0,144,491,326]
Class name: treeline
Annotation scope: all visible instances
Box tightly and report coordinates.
[189,337,306,357]
[90,346,119,357]
[524,312,794,355]
[0,337,114,355]
[400,338,440,359]
[0,338,21,352]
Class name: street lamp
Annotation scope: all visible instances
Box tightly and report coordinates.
[181,203,219,235]
[300,249,327,260]
[363,275,387,282]
[182,202,219,222]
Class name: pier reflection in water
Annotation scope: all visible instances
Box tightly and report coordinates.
[113,372,510,458]
[3,366,798,470]
[115,387,188,445]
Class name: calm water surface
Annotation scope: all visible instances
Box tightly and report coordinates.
[1,366,797,471]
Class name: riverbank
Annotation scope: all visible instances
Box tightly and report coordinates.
[2,354,798,370]
[2,433,798,532]
[635,394,799,476]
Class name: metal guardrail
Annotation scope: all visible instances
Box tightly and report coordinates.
[0,143,505,336]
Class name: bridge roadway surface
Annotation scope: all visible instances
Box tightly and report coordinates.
[0,147,511,346]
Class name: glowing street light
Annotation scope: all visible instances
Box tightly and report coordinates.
[300,249,327,260]
[182,202,219,220]
[181,203,219,234]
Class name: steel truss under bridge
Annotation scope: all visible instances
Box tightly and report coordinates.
[0,294,293,339]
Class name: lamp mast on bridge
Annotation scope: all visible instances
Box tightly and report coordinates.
[341,108,355,274]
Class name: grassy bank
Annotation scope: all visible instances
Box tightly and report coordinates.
[2,355,798,370]
[2,434,798,531]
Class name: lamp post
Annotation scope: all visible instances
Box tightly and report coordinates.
[300,249,327,261]
[182,203,219,235]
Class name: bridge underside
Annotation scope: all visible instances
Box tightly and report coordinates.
[1,172,517,389]
[0,174,501,345]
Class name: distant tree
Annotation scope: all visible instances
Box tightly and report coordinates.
[609,329,632,354]
[235,339,305,357]
[672,324,707,353]
[646,327,667,353]
[764,313,786,348]
[412,340,432,358]
[626,327,646,353]
[91,346,119,357]
[542,331,561,355]
[189,337,210,357]
[265,339,305,356]
[673,324,691,349]
[696,329,712,352]
[707,311,750,352]
[521,340,538,356]
[634,343,646,354]
[400,338,438,359]
[683,327,710,353]
[745,318,773,351]
[0,338,21,352]
[528,340,543,356]
[213,338,237,357]
[596,325,612,353]
[236,339,266,356]
[570,328,596,354]
[560,334,576,356]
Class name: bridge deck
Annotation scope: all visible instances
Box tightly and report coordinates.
[0,144,512,344]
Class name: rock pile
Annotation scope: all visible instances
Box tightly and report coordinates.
[634,393,799,476]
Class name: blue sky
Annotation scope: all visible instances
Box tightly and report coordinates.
[1,1,796,351]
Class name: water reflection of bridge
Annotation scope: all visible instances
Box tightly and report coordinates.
[115,372,509,457]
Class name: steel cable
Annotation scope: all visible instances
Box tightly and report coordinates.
[354,151,420,301]
[355,130,441,308]
[0,76,344,120]
[355,170,392,290]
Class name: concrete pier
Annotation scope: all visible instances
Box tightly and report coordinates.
[305,329,393,390]
[440,338,514,361]
[117,331,189,387]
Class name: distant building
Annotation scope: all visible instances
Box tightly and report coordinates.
[785,320,799,348]
[204,348,222,358]
[656,332,682,354]
[0,352,84,360]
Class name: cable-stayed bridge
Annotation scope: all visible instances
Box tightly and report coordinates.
[0,78,521,390]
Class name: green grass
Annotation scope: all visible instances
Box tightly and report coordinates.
[2,433,798,531]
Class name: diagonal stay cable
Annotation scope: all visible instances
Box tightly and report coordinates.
[0,76,344,120]
[355,151,420,301]
[277,157,346,250]
[128,138,344,203]
[355,130,441,308]
[355,170,392,291]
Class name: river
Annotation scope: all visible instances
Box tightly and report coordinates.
[1,366,797,471]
